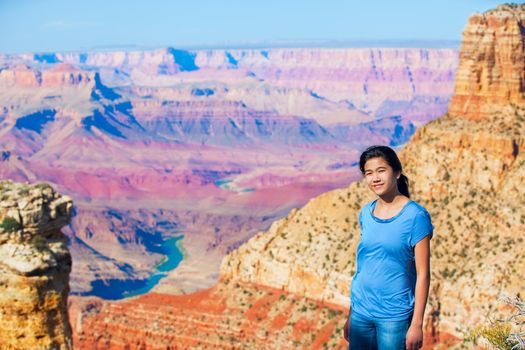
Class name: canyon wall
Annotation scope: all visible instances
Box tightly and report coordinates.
[449,4,525,120]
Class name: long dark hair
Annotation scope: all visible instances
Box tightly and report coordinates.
[358,145,410,198]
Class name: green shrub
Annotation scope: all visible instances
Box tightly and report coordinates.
[465,294,524,349]
[35,182,52,190]
[0,216,20,232]
[32,235,48,252]
[466,322,514,349]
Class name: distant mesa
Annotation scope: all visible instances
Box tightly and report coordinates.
[0,63,93,88]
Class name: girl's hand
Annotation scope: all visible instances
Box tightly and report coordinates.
[405,324,423,350]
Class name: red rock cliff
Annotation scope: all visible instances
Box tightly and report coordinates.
[449,4,525,120]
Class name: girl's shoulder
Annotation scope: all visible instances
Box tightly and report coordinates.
[359,199,376,215]
[403,201,434,231]
[405,200,431,217]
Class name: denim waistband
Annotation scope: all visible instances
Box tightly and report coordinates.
[351,309,414,323]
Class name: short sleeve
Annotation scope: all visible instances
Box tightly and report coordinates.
[410,210,434,248]
[358,209,363,230]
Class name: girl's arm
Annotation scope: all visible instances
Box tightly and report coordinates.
[412,236,431,326]
[406,235,431,349]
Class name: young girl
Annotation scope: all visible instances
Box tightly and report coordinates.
[343,145,433,350]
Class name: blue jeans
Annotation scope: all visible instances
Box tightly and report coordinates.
[349,311,413,350]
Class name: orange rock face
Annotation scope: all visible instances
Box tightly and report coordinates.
[70,281,350,350]
[0,63,93,88]
[449,4,525,120]
[0,180,74,350]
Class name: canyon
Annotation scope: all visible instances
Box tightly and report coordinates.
[0,44,457,300]
[67,4,524,349]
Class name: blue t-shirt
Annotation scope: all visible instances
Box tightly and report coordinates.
[350,198,434,321]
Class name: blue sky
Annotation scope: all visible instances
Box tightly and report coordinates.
[0,0,509,53]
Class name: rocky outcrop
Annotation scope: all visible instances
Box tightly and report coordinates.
[449,4,525,120]
[70,281,351,350]
[220,3,525,343]
[0,63,93,88]
[219,174,372,304]
[0,180,74,350]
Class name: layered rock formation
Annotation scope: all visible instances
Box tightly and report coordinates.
[2,47,457,125]
[449,3,525,120]
[0,179,73,349]
[0,63,93,88]
[220,3,525,345]
[70,281,350,350]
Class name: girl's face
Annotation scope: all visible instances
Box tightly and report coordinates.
[363,157,400,197]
